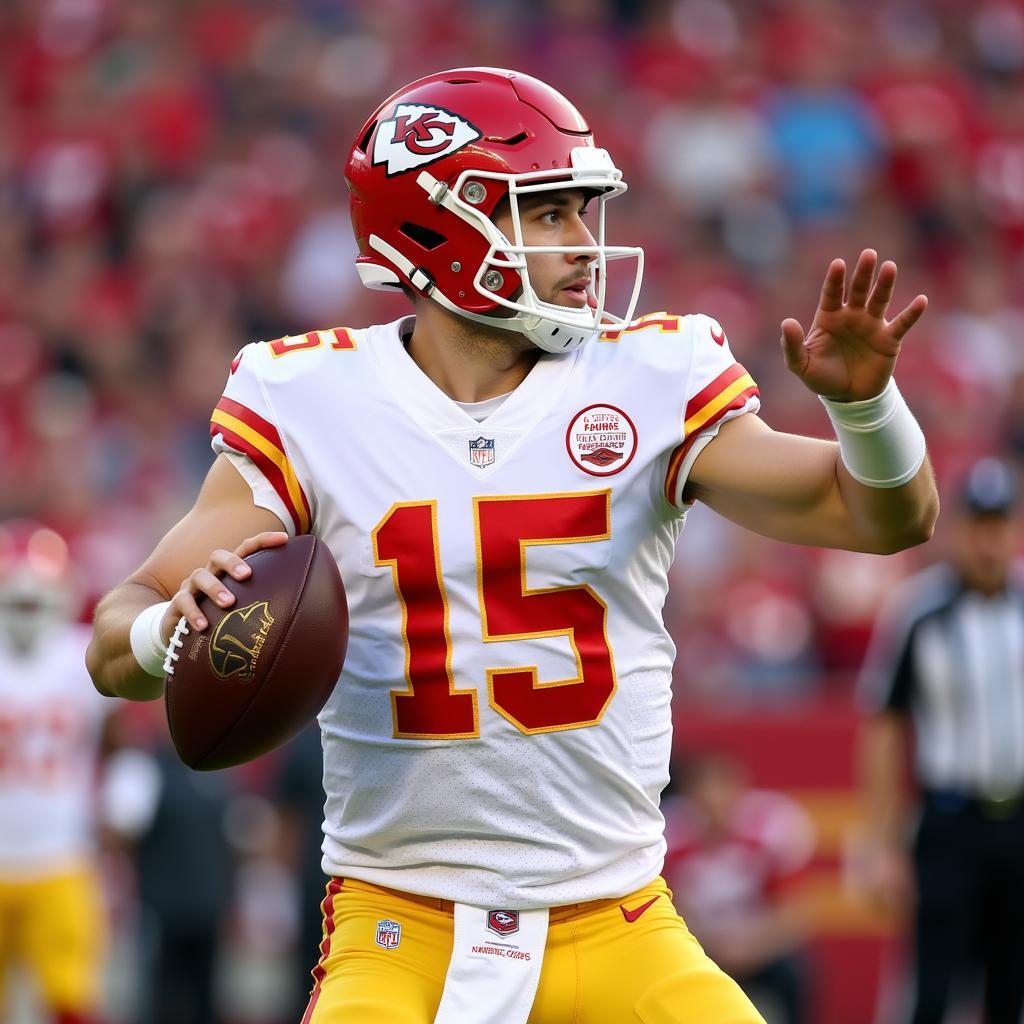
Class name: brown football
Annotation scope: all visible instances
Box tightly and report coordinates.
[164,535,347,771]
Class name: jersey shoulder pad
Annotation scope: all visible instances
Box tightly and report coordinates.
[598,311,688,345]
[246,326,361,384]
[683,312,737,366]
[683,312,756,406]
[210,340,314,536]
[594,312,695,374]
[596,311,738,366]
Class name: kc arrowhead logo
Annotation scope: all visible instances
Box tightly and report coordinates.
[373,104,482,177]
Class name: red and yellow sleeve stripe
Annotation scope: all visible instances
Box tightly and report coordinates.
[210,397,312,534]
[664,363,759,505]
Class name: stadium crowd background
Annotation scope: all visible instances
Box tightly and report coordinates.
[2,0,1023,1020]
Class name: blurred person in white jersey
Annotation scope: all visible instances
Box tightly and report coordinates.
[87,68,939,1024]
[0,521,113,1024]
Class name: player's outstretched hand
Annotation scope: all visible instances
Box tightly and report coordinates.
[780,249,928,402]
[161,531,289,642]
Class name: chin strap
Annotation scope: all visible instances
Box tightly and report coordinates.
[519,316,594,352]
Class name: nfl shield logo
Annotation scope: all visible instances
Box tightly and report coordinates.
[487,909,519,936]
[469,436,495,468]
[376,919,402,949]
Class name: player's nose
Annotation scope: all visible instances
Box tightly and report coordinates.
[566,214,598,264]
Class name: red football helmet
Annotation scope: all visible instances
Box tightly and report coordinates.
[346,67,644,352]
[0,520,78,653]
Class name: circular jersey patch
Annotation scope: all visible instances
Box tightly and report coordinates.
[566,404,638,476]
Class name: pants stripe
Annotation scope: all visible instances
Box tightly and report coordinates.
[301,878,342,1024]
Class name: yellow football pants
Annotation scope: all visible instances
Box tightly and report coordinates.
[0,867,105,1014]
[303,875,764,1024]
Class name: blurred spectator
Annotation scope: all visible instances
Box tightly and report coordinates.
[760,10,882,224]
[809,546,915,684]
[857,458,1024,1024]
[0,520,117,1024]
[672,523,820,703]
[641,76,777,221]
[104,724,235,1024]
[664,750,816,1024]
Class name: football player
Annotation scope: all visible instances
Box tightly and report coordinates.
[0,521,112,1024]
[86,68,938,1024]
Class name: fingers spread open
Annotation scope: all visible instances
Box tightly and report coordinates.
[818,259,846,313]
[780,318,808,373]
[889,295,928,340]
[847,249,877,309]
[866,260,897,319]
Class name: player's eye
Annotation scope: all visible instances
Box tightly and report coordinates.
[534,203,587,225]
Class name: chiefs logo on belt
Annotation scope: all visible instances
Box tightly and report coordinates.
[486,910,519,936]
[372,103,482,177]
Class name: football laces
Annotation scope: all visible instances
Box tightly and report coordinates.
[163,617,190,677]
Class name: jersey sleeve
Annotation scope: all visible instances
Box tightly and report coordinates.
[664,314,760,509]
[209,344,313,536]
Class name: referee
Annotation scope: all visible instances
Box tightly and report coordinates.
[858,457,1024,1024]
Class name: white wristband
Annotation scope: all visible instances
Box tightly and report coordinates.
[820,379,926,489]
[129,601,172,678]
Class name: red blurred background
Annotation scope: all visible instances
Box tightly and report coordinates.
[3,0,1023,1020]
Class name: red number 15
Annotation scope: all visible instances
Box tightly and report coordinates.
[372,491,616,739]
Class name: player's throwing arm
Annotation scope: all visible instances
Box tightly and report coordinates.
[86,455,288,701]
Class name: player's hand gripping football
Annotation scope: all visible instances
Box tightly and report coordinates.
[160,531,289,643]
[781,249,928,402]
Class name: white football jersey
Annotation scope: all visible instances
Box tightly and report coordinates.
[211,312,759,908]
[0,624,110,876]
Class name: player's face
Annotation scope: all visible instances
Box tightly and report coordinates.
[0,588,70,656]
[494,188,597,310]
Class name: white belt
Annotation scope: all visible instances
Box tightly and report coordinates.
[433,903,549,1024]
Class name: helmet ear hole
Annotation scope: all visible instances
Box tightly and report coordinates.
[399,223,448,251]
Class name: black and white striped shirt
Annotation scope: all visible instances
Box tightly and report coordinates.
[859,563,1024,797]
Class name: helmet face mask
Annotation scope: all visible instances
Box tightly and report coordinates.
[347,68,644,353]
